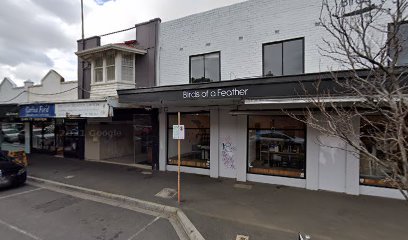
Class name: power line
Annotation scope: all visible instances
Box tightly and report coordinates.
[0,86,78,104]
[28,86,78,96]
[0,91,26,103]
[99,26,136,37]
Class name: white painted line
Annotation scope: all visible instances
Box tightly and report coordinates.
[0,218,43,240]
[127,216,160,240]
[236,235,249,240]
[0,187,44,200]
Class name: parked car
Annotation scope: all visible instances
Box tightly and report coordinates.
[18,130,25,143]
[0,151,27,188]
[1,128,19,143]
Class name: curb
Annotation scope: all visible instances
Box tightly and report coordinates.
[28,176,204,240]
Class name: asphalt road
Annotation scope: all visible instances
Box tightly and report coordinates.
[0,184,180,240]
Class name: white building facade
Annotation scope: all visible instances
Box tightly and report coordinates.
[0,70,78,155]
[118,0,406,199]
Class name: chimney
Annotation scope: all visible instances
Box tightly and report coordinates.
[24,80,34,90]
[134,18,161,88]
[77,36,101,99]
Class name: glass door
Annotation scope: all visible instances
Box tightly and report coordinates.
[31,120,56,154]
[63,120,85,159]
[133,114,153,165]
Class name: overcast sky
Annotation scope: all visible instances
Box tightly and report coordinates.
[0,0,246,86]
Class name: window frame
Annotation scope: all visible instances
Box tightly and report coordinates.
[387,21,408,66]
[166,112,211,169]
[105,52,116,82]
[262,37,305,77]
[121,53,135,82]
[246,115,307,179]
[189,51,221,84]
[359,115,400,189]
[94,56,104,83]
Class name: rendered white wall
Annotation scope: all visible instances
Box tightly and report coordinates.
[218,109,239,178]
[0,78,26,104]
[28,70,78,103]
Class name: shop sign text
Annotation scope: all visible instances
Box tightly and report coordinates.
[19,104,55,118]
[55,102,109,118]
[183,88,249,100]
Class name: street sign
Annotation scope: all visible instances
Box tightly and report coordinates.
[173,125,185,140]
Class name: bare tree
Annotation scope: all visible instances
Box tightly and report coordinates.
[298,0,408,199]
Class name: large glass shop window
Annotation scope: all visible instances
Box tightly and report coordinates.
[359,116,396,188]
[168,113,210,169]
[0,122,25,152]
[32,120,55,153]
[248,116,306,178]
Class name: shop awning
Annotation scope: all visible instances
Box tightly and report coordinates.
[118,71,363,107]
[0,104,19,119]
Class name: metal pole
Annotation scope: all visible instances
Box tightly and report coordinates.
[81,0,84,40]
[80,0,85,98]
[177,112,181,205]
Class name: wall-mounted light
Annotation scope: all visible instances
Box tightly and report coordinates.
[206,43,211,46]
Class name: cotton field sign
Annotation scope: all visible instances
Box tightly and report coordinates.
[172,125,185,140]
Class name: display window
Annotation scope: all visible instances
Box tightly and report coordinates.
[247,115,306,178]
[167,113,210,169]
[0,122,25,152]
[359,116,400,188]
[32,120,56,153]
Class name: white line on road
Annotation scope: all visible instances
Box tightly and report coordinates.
[127,216,161,240]
[0,218,43,240]
[0,187,44,200]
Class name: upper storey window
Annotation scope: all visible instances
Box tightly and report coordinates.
[190,52,220,83]
[122,54,134,81]
[263,38,304,77]
[94,57,103,82]
[91,52,135,83]
[390,22,408,66]
[106,52,116,81]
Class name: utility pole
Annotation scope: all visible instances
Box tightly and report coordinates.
[80,0,85,98]
[81,0,84,41]
[177,112,181,205]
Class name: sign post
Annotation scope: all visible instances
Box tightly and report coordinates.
[177,112,181,205]
[172,112,185,205]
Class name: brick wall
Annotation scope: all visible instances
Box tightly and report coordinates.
[158,0,341,86]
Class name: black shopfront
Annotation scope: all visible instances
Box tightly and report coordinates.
[0,104,23,152]
[19,104,85,159]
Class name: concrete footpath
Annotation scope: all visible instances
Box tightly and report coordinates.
[27,154,407,240]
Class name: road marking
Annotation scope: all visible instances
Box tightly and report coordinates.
[127,216,160,240]
[155,188,177,199]
[0,218,43,240]
[0,187,44,200]
[236,235,249,240]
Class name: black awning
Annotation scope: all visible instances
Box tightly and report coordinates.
[117,71,354,106]
[0,104,19,119]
